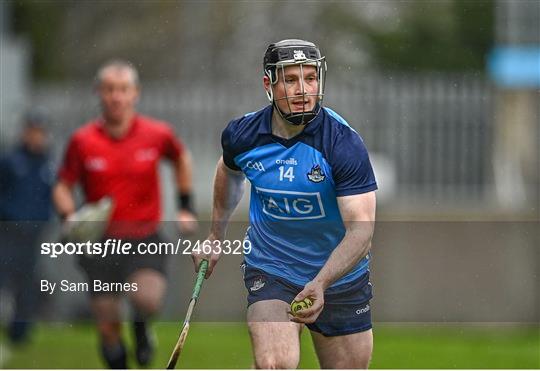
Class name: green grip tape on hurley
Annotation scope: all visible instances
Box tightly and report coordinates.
[192,260,208,300]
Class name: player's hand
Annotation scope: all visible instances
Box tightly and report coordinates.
[289,280,325,324]
[177,209,198,235]
[191,233,221,279]
[58,212,75,243]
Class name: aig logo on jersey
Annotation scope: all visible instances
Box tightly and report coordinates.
[255,187,326,220]
[245,161,265,172]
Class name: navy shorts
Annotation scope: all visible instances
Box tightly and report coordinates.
[242,263,373,336]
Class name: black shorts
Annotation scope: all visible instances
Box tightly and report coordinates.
[78,233,167,297]
[243,263,373,337]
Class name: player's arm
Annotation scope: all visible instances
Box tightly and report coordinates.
[52,180,76,220]
[209,156,246,239]
[291,191,376,324]
[192,156,245,278]
[174,147,198,234]
[316,191,376,286]
[53,135,81,220]
[176,148,193,195]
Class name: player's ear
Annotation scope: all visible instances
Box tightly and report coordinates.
[263,75,271,93]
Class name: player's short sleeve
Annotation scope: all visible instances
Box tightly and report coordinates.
[58,135,83,186]
[331,129,377,197]
[161,125,185,162]
[221,121,241,171]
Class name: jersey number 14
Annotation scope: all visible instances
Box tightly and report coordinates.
[278,166,295,182]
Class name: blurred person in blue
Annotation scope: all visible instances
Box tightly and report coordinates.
[0,112,54,344]
[192,39,377,368]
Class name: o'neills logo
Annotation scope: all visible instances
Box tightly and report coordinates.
[275,158,298,166]
[356,304,370,315]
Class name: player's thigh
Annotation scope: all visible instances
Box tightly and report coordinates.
[247,299,303,369]
[128,268,166,312]
[91,295,122,321]
[311,328,373,369]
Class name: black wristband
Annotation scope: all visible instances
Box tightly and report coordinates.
[177,192,195,214]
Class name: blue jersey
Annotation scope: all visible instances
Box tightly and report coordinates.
[222,105,377,287]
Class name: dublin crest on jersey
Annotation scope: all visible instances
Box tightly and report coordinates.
[250,276,266,292]
[307,165,326,183]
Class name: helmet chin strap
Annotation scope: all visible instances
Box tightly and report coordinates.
[274,102,319,126]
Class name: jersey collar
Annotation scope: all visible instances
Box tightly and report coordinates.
[262,105,323,137]
[97,114,140,140]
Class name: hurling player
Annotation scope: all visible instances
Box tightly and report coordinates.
[193,39,377,368]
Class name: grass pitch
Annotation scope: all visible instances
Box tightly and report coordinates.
[1,322,538,369]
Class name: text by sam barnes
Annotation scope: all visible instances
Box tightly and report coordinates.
[41,279,138,294]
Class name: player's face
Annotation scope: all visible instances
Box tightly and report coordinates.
[22,126,48,154]
[97,67,139,123]
[266,64,319,115]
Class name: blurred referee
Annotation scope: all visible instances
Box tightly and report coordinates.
[53,60,197,368]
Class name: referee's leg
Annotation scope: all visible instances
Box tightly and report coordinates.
[128,268,166,315]
[91,295,127,369]
[127,268,166,366]
[247,299,303,369]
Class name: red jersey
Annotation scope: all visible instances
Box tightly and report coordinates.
[59,114,184,238]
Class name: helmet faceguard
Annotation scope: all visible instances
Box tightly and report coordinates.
[263,39,327,126]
